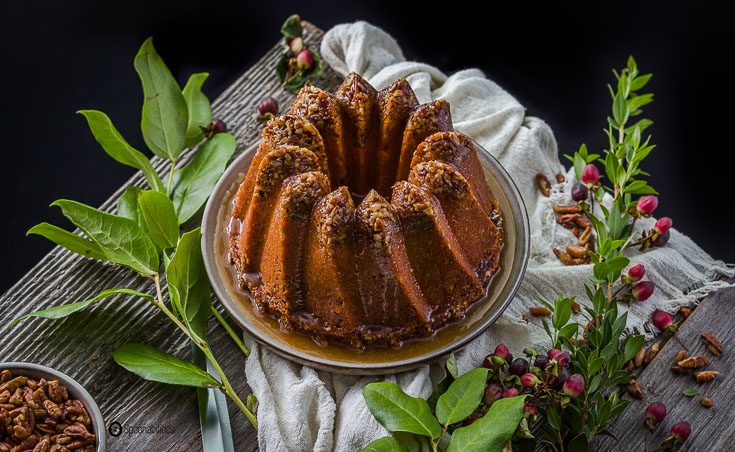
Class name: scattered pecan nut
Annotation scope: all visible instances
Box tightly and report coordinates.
[566,244,589,259]
[643,342,661,365]
[571,301,581,314]
[678,356,709,369]
[679,306,691,318]
[553,204,581,214]
[578,226,593,246]
[628,380,644,399]
[529,306,552,317]
[700,332,723,356]
[671,364,689,375]
[700,396,713,408]
[555,173,566,183]
[695,370,719,383]
[535,173,552,197]
[674,349,687,363]
[633,346,646,368]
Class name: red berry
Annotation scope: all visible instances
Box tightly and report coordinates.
[645,402,667,431]
[562,374,585,398]
[257,96,279,116]
[483,384,503,405]
[632,281,655,301]
[581,164,600,185]
[571,182,588,201]
[548,349,570,367]
[493,343,512,362]
[524,403,539,416]
[627,263,645,282]
[202,119,227,138]
[670,421,691,443]
[296,50,314,70]
[637,195,659,215]
[503,388,519,398]
[654,217,673,235]
[652,310,674,331]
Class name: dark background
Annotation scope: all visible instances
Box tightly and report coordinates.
[1,0,733,292]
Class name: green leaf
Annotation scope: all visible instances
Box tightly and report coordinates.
[51,199,159,276]
[552,296,573,330]
[27,222,105,260]
[171,133,237,224]
[568,434,589,452]
[682,388,699,397]
[446,395,526,452]
[182,73,212,147]
[623,335,645,361]
[612,91,629,128]
[361,436,409,452]
[78,110,165,192]
[363,382,442,439]
[446,352,459,379]
[280,14,303,39]
[138,190,179,250]
[166,228,210,339]
[134,37,188,161]
[11,288,152,326]
[117,187,143,224]
[605,256,630,276]
[113,343,220,388]
[630,73,652,92]
[435,368,489,427]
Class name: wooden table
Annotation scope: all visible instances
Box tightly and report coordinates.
[1,21,731,452]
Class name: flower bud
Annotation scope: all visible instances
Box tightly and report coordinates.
[520,373,541,389]
[627,263,645,282]
[654,217,673,235]
[670,421,691,443]
[581,164,600,185]
[548,348,570,367]
[493,343,512,362]
[645,402,667,431]
[636,195,659,215]
[296,49,314,70]
[523,403,539,416]
[571,182,588,201]
[652,310,675,332]
[503,388,519,398]
[289,37,304,54]
[534,354,549,370]
[632,281,655,302]
[562,374,585,398]
[508,358,529,376]
[257,97,279,116]
[202,119,227,138]
[483,384,503,405]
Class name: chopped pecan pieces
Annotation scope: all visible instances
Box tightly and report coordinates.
[700,332,722,356]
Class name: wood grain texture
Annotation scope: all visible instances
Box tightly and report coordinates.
[0,22,341,452]
[594,283,735,451]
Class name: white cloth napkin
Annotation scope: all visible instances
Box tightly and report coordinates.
[244,21,735,451]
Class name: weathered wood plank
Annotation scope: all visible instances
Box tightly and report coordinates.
[595,283,735,451]
[0,22,341,452]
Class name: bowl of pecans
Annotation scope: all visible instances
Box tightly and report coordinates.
[0,362,106,452]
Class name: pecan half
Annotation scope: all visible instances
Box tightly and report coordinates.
[45,382,67,404]
[571,301,581,314]
[566,244,589,259]
[633,346,646,367]
[700,396,713,408]
[674,349,687,363]
[643,342,661,365]
[553,204,581,214]
[556,173,566,183]
[628,380,644,399]
[695,370,719,383]
[678,356,709,369]
[535,173,552,197]
[700,332,723,356]
[679,306,691,318]
[529,306,552,317]
[671,364,689,375]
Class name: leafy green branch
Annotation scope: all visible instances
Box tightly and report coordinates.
[17,38,257,429]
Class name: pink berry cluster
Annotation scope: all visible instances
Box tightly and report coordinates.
[621,263,656,302]
[634,195,673,250]
[469,344,585,425]
[644,402,691,450]
[286,37,315,71]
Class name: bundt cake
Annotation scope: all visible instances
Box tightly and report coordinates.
[227,73,503,347]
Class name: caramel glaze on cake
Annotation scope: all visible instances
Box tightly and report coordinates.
[228,73,503,348]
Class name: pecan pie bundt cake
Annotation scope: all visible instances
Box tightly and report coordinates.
[228,73,503,347]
